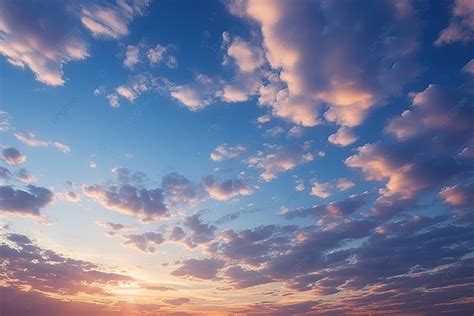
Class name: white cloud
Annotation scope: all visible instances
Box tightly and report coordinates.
[328,127,358,147]
[210,144,246,162]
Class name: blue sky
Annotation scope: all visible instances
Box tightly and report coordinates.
[0,0,473,315]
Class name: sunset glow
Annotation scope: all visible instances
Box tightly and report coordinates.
[1,0,473,315]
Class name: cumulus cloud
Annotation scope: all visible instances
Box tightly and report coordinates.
[14,131,70,154]
[171,258,225,280]
[84,184,168,222]
[440,183,474,208]
[161,172,198,206]
[310,178,355,199]
[210,144,246,161]
[225,36,265,73]
[203,176,253,201]
[169,226,186,242]
[1,232,133,296]
[147,43,177,68]
[80,0,150,39]
[170,74,220,110]
[228,0,420,127]
[123,232,165,253]
[2,147,26,165]
[123,44,140,69]
[283,193,367,219]
[435,0,474,45]
[247,143,314,181]
[328,127,358,147]
[0,185,53,216]
[183,213,217,248]
[385,84,473,143]
[0,1,89,86]
[15,168,36,184]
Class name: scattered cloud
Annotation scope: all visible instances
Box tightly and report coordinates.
[14,131,70,154]
[210,144,246,161]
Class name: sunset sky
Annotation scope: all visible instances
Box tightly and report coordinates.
[0,0,473,315]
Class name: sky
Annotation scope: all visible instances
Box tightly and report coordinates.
[0,0,473,315]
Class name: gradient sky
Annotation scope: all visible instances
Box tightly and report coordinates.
[0,0,473,315]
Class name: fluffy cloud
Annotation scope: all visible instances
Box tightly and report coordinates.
[228,0,420,127]
[80,0,150,39]
[0,1,89,86]
[328,127,358,147]
[210,144,246,161]
[1,233,133,296]
[385,85,473,143]
[440,183,474,208]
[15,168,36,184]
[147,43,177,68]
[283,193,367,219]
[161,172,198,206]
[310,178,355,199]
[123,232,165,253]
[0,185,53,216]
[123,44,140,69]
[435,0,474,45]
[182,213,217,248]
[170,74,220,110]
[171,258,225,280]
[247,143,314,181]
[225,36,265,73]
[2,147,26,165]
[203,176,253,201]
[84,184,168,222]
[14,131,70,154]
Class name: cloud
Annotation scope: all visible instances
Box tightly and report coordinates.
[123,232,165,253]
[147,43,177,68]
[170,74,220,110]
[385,85,473,143]
[265,126,285,137]
[0,185,53,217]
[0,166,12,180]
[161,172,198,206]
[283,193,367,219]
[80,0,150,39]
[183,213,217,248]
[2,147,26,165]
[228,0,420,127]
[225,36,265,73]
[210,144,246,161]
[435,0,474,45]
[247,143,314,181]
[440,183,474,208]
[1,232,133,296]
[0,1,89,86]
[83,184,168,222]
[123,44,140,69]
[203,176,253,201]
[15,168,36,184]
[287,126,304,138]
[169,226,186,242]
[310,178,355,199]
[163,297,191,306]
[328,127,358,147]
[171,258,225,280]
[14,131,70,154]
[462,59,474,75]
[224,266,272,289]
